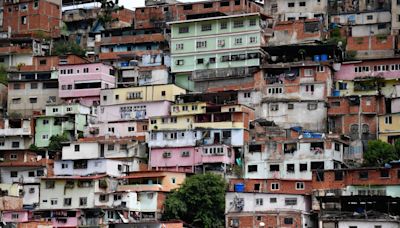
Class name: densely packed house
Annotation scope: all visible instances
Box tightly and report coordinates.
[0,0,400,227]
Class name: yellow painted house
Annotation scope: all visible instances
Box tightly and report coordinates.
[149,103,250,131]
[378,113,400,144]
[100,84,186,105]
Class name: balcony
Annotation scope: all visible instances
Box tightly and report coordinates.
[117,184,163,192]
[62,121,75,131]
[0,127,31,136]
[99,34,165,46]
[52,217,79,227]
[191,67,257,81]
[200,145,234,164]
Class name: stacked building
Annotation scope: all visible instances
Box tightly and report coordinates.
[0,0,399,227]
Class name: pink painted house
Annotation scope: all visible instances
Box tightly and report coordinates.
[150,145,235,173]
[335,59,400,80]
[58,63,116,106]
[2,210,30,223]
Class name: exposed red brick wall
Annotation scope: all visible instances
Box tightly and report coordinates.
[312,168,400,190]
[347,35,394,51]
[3,0,61,38]
[229,178,312,195]
[227,212,303,228]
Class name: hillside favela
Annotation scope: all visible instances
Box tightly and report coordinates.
[1,0,400,227]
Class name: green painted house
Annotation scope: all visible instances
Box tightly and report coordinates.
[35,104,93,147]
[169,13,271,91]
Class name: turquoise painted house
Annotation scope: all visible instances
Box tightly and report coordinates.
[169,13,271,91]
[35,104,94,147]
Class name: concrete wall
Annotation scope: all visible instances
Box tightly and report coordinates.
[337,220,399,228]
[54,159,130,177]
[261,101,327,131]
[225,192,310,213]
[0,166,46,184]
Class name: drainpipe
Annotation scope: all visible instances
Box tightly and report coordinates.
[358,95,362,140]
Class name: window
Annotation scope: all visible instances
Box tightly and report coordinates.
[12,213,19,219]
[284,218,294,224]
[285,198,297,206]
[64,198,72,206]
[34,0,39,8]
[53,108,58,113]
[270,164,280,171]
[209,57,216,64]
[61,163,69,169]
[220,1,230,6]
[249,19,256,26]
[21,16,27,25]
[12,141,20,148]
[287,164,295,173]
[197,58,204,64]
[218,39,226,47]
[196,41,207,48]
[179,27,189,33]
[176,43,184,50]
[304,68,314,76]
[367,15,373,20]
[271,182,279,190]
[163,152,171,158]
[270,104,279,111]
[39,59,47,65]
[31,83,38,89]
[359,171,368,179]
[234,0,240,5]
[288,103,294,109]
[183,4,192,10]
[221,55,230,62]
[248,165,258,172]
[10,171,18,178]
[254,184,260,191]
[255,198,263,206]
[249,37,257,43]
[79,197,87,206]
[270,197,277,203]
[108,144,115,151]
[128,126,135,132]
[296,182,304,190]
[51,199,58,205]
[220,22,227,29]
[42,134,48,140]
[308,103,318,110]
[288,2,295,7]
[234,37,243,45]
[120,144,128,150]
[244,92,251,98]
[181,151,190,157]
[299,1,306,6]
[12,98,21,104]
[74,145,80,151]
[380,169,389,178]
[37,170,44,176]
[201,24,212,31]
[233,20,244,28]
[46,181,55,189]
[103,96,107,101]
[83,68,89,73]
[385,116,392,124]
[176,59,184,66]
[13,84,21,90]
[10,154,17,160]
[335,171,343,180]
[317,66,324,72]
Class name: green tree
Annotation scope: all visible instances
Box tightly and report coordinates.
[363,140,398,167]
[52,41,86,57]
[394,139,400,158]
[48,134,69,152]
[163,173,226,228]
